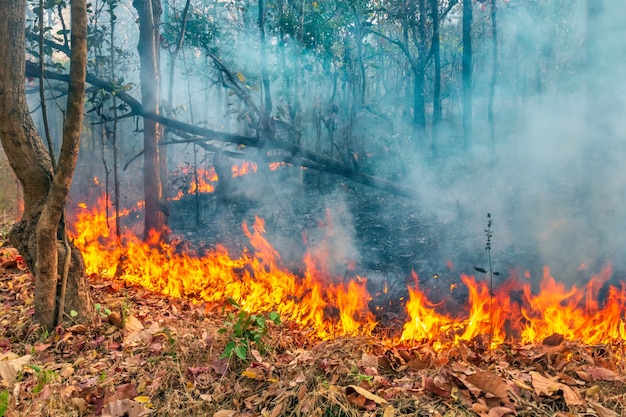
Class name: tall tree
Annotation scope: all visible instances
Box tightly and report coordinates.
[462,0,473,147]
[0,0,92,329]
[133,0,167,240]
[430,0,441,157]
[487,0,498,149]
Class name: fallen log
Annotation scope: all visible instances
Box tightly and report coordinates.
[25,61,419,199]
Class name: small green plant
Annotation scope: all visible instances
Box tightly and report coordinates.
[474,213,500,339]
[219,299,281,361]
[0,389,8,417]
[94,303,112,317]
[26,365,57,395]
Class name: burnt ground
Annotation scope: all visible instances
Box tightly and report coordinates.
[162,168,547,325]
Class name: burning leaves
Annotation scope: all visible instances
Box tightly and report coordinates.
[70,196,626,349]
[1,258,626,416]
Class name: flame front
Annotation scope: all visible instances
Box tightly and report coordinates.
[72,196,626,347]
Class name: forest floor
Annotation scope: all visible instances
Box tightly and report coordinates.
[1,178,626,416]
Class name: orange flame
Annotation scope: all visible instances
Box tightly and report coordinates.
[231,162,257,178]
[71,196,626,348]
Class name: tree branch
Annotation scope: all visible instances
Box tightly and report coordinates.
[25,60,419,200]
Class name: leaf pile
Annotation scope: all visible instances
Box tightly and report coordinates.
[1,247,626,416]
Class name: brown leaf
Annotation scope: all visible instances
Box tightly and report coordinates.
[542,333,564,346]
[472,403,490,413]
[465,369,510,399]
[345,385,387,410]
[0,352,32,382]
[383,405,395,417]
[101,399,149,417]
[424,376,451,398]
[586,366,619,382]
[530,371,559,396]
[213,411,237,417]
[560,384,584,406]
[590,402,619,417]
[487,406,516,417]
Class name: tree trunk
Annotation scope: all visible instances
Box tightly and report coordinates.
[413,66,426,132]
[133,0,167,240]
[0,0,92,330]
[462,0,473,148]
[258,0,273,113]
[430,0,441,158]
[487,0,498,150]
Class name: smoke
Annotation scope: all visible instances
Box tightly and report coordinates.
[57,0,626,289]
[402,0,626,282]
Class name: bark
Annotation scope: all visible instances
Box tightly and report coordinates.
[133,0,166,240]
[462,0,473,148]
[487,0,498,149]
[0,0,91,330]
[258,0,273,113]
[430,0,441,157]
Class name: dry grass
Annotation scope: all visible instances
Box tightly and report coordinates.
[0,251,625,416]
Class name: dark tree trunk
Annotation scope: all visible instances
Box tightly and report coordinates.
[487,0,498,150]
[0,0,92,330]
[413,67,426,131]
[133,0,167,240]
[259,0,273,113]
[462,0,473,148]
[430,0,441,158]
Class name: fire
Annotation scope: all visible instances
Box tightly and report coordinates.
[231,161,257,177]
[71,196,626,348]
[72,197,375,339]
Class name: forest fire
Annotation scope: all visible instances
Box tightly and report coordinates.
[70,197,626,349]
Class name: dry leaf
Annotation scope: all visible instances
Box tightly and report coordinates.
[59,364,74,379]
[345,385,387,410]
[214,410,237,417]
[542,333,564,346]
[590,402,619,417]
[487,406,516,417]
[270,403,283,417]
[102,399,149,417]
[382,405,395,417]
[0,352,32,382]
[586,367,619,382]
[559,384,584,406]
[465,369,510,399]
[472,403,490,413]
[530,371,559,396]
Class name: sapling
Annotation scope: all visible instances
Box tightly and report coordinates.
[474,213,500,340]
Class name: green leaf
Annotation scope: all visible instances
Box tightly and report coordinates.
[0,389,8,417]
[221,341,237,359]
[268,312,281,324]
[234,345,247,360]
[27,364,41,373]
[70,310,78,318]
[474,267,487,274]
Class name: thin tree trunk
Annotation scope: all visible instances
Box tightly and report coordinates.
[259,0,273,113]
[430,0,441,158]
[487,0,498,150]
[134,0,166,240]
[165,0,191,197]
[462,0,473,148]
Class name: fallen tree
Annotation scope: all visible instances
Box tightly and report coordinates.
[25,60,418,200]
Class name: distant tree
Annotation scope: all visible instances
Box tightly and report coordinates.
[133,0,167,240]
[487,0,498,150]
[462,0,473,147]
[0,0,92,329]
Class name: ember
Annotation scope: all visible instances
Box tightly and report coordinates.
[71,196,626,349]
